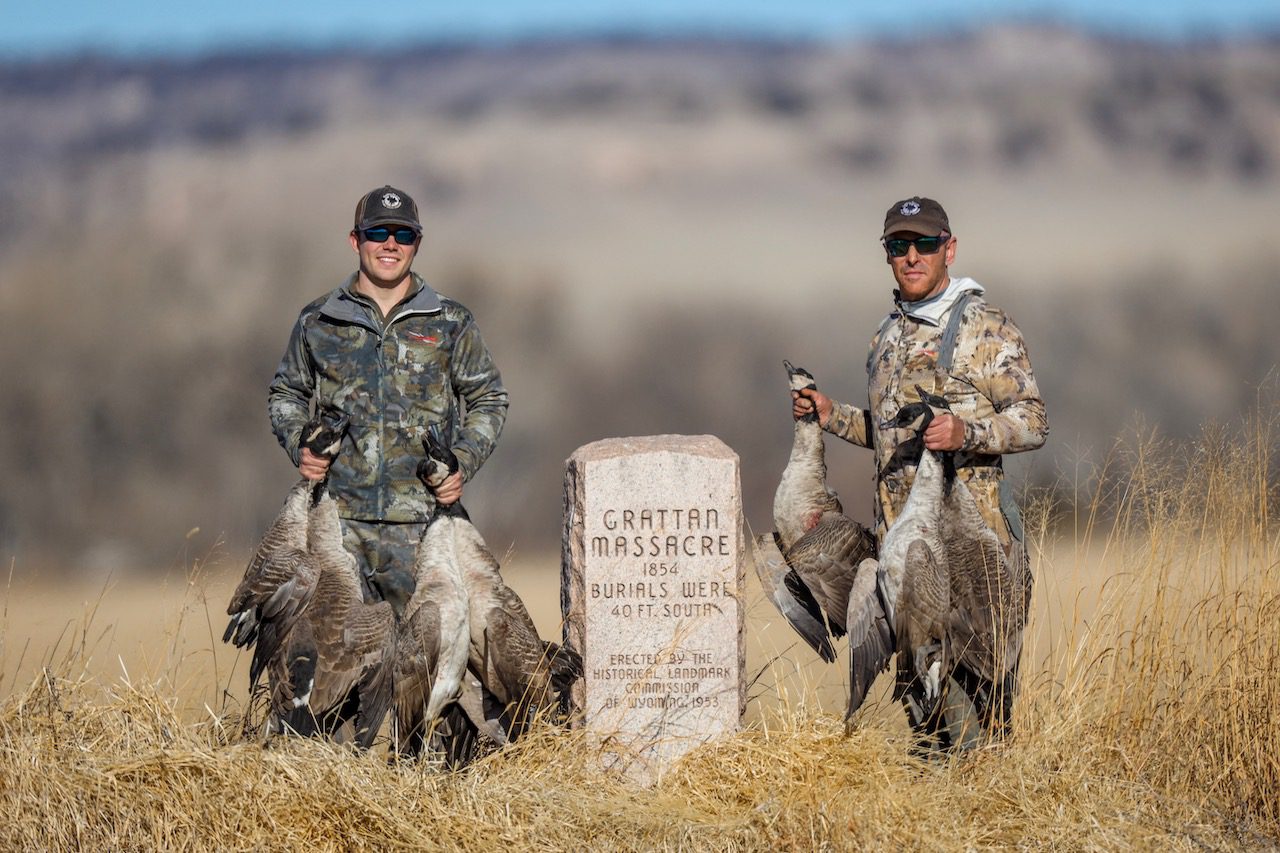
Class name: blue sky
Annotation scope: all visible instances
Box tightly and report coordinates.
[4,0,1280,59]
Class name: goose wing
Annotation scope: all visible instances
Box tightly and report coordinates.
[393,601,442,743]
[268,617,314,726]
[483,588,554,736]
[903,539,951,709]
[225,547,317,650]
[940,491,1030,682]
[453,519,560,735]
[750,532,835,662]
[543,641,584,697]
[224,481,316,647]
[902,538,950,643]
[783,514,877,637]
[844,557,894,719]
[945,523,1027,682]
[304,573,396,738]
[230,480,311,576]
[347,603,397,748]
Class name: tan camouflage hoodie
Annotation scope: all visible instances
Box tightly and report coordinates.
[824,276,1047,545]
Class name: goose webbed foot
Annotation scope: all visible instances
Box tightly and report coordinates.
[913,643,944,707]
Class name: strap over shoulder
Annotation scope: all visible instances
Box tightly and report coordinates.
[936,291,975,374]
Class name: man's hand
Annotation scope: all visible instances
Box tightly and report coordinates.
[791,388,832,427]
[299,447,332,481]
[924,413,966,452]
[431,471,464,506]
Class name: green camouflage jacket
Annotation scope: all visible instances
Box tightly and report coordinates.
[268,273,508,522]
[825,278,1047,545]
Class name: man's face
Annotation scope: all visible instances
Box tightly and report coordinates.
[349,226,420,287]
[885,231,956,302]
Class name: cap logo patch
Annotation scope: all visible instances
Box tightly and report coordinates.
[900,200,921,216]
[381,192,402,210]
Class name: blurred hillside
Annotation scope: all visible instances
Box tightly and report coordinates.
[2,29,1279,570]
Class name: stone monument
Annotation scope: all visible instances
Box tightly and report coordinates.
[562,435,744,783]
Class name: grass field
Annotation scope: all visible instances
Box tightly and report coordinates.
[1,421,1277,849]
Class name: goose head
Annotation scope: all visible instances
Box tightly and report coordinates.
[785,360,822,424]
[784,360,817,394]
[887,385,952,435]
[416,426,471,519]
[889,387,959,488]
[416,425,459,490]
[300,404,350,460]
[888,401,933,435]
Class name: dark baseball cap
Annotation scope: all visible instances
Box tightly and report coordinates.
[353,185,422,233]
[882,196,950,238]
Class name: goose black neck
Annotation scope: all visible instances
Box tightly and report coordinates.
[309,477,327,507]
[941,451,957,497]
[918,406,935,433]
[433,499,470,521]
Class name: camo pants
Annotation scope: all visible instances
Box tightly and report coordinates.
[339,518,425,618]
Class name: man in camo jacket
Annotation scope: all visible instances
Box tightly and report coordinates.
[268,184,508,615]
[792,195,1047,745]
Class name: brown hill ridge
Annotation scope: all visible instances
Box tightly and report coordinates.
[1,29,1278,567]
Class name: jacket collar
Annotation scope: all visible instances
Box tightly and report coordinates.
[893,276,984,327]
[319,273,443,329]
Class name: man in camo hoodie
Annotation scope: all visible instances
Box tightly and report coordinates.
[792,196,1047,746]
[268,184,508,615]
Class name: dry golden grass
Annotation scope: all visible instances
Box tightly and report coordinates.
[2,418,1278,850]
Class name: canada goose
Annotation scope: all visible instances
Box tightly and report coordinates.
[270,490,397,749]
[224,405,349,687]
[879,397,954,711]
[839,392,959,731]
[934,435,1030,734]
[895,391,1028,729]
[772,361,842,551]
[391,432,474,758]
[757,361,877,663]
[395,430,582,758]
[853,389,1028,736]
[841,392,954,724]
[455,513,582,739]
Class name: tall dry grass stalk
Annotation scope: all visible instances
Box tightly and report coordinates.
[1034,413,1280,832]
[2,418,1278,849]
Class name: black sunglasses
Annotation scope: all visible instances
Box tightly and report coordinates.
[884,235,948,258]
[361,226,418,245]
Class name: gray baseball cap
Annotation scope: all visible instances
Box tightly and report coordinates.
[353,185,422,233]
[882,196,950,238]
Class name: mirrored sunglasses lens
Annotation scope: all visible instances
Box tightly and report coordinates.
[886,239,909,257]
[391,228,417,245]
[363,227,390,242]
[915,237,942,254]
